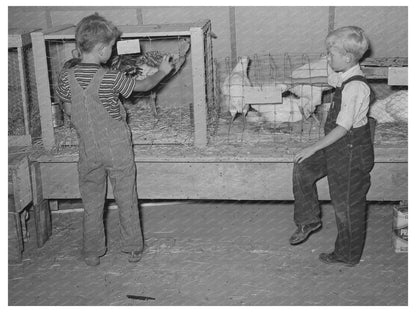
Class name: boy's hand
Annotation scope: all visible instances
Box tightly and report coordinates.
[294,146,317,163]
[158,55,174,76]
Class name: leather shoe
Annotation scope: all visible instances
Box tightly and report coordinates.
[84,256,100,266]
[319,252,358,267]
[289,222,322,245]
[128,250,143,263]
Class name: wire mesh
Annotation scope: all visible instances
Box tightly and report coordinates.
[8,44,40,139]
[8,48,25,136]
[45,31,218,150]
[215,53,330,146]
[215,53,408,148]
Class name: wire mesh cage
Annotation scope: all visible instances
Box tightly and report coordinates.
[215,53,331,146]
[31,21,217,150]
[8,29,41,141]
[215,53,408,148]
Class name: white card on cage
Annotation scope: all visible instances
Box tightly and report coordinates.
[117,39,141,55]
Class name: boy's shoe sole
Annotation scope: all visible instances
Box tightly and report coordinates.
[319,252,358,267]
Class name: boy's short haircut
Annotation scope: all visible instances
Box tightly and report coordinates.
[326,26,369,62]
[75,13,121,53]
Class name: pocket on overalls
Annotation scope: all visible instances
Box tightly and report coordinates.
[356,144,374,174]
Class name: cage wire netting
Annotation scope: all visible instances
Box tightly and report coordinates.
[20,33,407,152]
[214,53,408,147]
[8,44,41,139]
[45,31,217,150]
[214,53,330,147]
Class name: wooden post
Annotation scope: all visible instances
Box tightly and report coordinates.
[229,6,237,68]
[31,31,55,150]
[328,6,335,33]
[190,26,208,147]
[30,161,52,247]
[8,196,23,263]
[17,46,30,136]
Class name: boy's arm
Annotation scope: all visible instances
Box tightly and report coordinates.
[132,55,173,92]
[62,102,71,116]
[294,125,348,163]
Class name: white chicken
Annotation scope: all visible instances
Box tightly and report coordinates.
[369,90,408,123]
[221,57,252,128]
[291,56,329,79]
[289,84,331,118]
[288,57,332,118]
[250,96,303,124]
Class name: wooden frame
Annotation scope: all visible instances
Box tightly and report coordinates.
[30,20,213,149]
[8,28,40,146]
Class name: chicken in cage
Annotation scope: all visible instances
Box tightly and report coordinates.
[219,53,331,144]
[29,21,217,150]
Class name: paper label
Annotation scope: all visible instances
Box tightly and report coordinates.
[117,39,141,55]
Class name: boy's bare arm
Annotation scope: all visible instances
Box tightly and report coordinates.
[294,125,348,163]
[132,55,173,92]
[62,102,72,116]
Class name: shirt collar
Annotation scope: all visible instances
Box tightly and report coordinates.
[340,64,363,83]
[328,64,363,87]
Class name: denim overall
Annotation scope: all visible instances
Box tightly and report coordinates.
[68,67,143,258]
[292,75,374,264]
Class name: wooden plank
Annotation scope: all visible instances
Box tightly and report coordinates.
[17,47,30,135]
[328,7,335,33]
[361,66,388,80]
[8,28,41,48]
[229,7,237,68]
[30,162,52,247]
[190,26,208,147]
[361,57,408,67]
[8,207,23,263]
[244,85,283,104]
[8,154,32,213]
[43,24,193,39]
[35,144,408,164]
[49,200,59,211]
[388,67,408,86]
[39,160,407,201]
[31,31,55,149]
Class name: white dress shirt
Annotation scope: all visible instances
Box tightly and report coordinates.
[328,64,371,130]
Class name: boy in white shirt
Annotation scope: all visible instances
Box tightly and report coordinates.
[289,26,375,267]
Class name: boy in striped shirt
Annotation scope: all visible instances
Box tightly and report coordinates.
[56,13,173,266]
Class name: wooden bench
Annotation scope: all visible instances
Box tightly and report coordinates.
[8,149,52,263]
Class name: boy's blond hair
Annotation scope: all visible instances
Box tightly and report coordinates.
[326,26,369,62]
[75,13,121,53]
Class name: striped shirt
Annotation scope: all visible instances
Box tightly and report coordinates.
[55,63,135,120]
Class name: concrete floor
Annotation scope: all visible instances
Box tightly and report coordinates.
[8,201,407,306]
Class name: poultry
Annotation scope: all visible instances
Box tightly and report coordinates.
[110,38,191,118]
[369,90,408,123]
[250,95,303,125]
[221,57,252,134]
[289,84,331,119]
[288,56,331,119]
[291,56,329,79]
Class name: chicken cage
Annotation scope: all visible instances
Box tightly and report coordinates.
[8,28,41,146]
[30,20,217,150]
[215,54,408,148]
